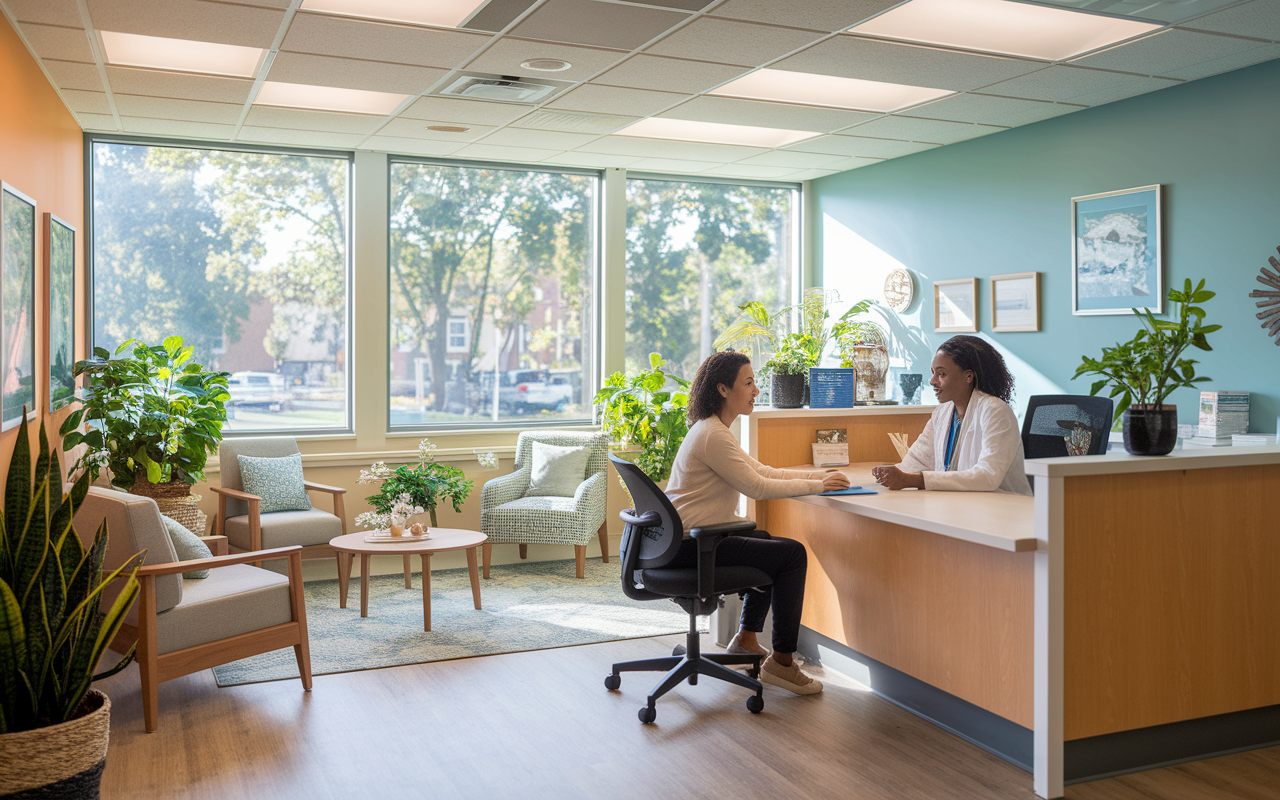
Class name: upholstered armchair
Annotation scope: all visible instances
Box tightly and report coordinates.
[480,431,609,579]
[74,487,311,732]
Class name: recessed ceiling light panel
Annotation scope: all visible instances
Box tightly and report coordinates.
[617,118,820,149]
[427,125,471,132]
[300,0,489,29]
[711,69,952,113]
[255,81,409,115]
[100,31,264,78]
[848,0,1162,61]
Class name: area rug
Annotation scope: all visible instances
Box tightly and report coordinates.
[213,557,700,686]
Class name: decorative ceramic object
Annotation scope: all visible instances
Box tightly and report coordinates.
[852,345,889,402]
[1248,245,1280,345]
[410,522,424,536]
[884,268,913,312]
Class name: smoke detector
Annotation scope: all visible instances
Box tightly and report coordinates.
[521,58,572,72]
[440,74,559,103]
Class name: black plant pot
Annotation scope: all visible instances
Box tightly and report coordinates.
[1122,405,1178,455]
[771,373,805,409]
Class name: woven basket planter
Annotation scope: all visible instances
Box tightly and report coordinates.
[0,690,111,798]
[154,493,209,536]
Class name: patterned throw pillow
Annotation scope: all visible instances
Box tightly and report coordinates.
[526,441,590,498]
[237,452,312,514]
[162,516,212,579]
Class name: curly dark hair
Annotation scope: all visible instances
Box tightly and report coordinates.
[687,351,752,423]
[935,335,1015,405]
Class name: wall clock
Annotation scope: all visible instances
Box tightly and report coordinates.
[884,268,914,312]
[1250,246,1280,346]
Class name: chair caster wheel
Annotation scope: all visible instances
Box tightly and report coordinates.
[604,674,621,691]
[672,645,686,656]
[746,695,764,714]
[638,706,656,724]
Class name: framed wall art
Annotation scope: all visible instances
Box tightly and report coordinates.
[991,272,1041,332]
[1,182,37,430]
[1072,184,1162,316]
[934,278,978,333]
[46,213,76,411]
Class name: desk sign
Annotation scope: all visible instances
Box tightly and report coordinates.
[809,367,855,409]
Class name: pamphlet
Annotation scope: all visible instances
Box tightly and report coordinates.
[813,429,849,467]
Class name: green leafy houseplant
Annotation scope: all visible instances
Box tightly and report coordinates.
[355,439,474,529]
[829,299,879,368]
[58,337,231,495]
[763,333,820,376]
[594,353,690,482]
[1,414,142,735]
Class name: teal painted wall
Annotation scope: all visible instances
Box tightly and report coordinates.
[814,57,1280,433]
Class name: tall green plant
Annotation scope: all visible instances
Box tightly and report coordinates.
[594,353,690,482]
[58,336,231,490]
[1073,278,1221,415]
[0,415,142,733]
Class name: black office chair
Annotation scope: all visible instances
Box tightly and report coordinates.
[1021,395,1115,458]
[605,454,769,723]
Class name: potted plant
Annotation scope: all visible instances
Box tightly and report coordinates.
[762,333,818,409]
[355,438,474,530]
[0,415,142,797]
[58,336,231,498]
[594,353,690,483]
[1073,279,1220,455]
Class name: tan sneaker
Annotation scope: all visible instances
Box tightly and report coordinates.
[760,654,823,695]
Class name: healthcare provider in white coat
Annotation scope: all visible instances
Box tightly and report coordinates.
[872,335,1033,495]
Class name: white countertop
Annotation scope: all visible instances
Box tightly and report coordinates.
[1025,444,1280,477]
[786,463,1036,553]
[749,405,937,420]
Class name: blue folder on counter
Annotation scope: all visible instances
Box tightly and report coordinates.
[817,486,878,496]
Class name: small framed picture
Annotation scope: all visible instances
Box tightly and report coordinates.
[991,272,1041,332]
[46,213,77,411]
[1072,184,1162,316]
[934,278,978,333]
[1,182,38,430]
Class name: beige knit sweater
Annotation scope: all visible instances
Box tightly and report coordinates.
[666,417,826,534]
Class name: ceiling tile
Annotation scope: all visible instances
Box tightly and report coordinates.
[42,60,105,92]
[510,0,689,50]
[267,52,447,96]
[59,89,112,115]
[659,95,876,133]
[1157,41,1280,80]
[541,152,642,168]
[813,157,884,173]
[1180,1,1280,41]
[281,12,491,70]
[594,55,749,94]
[105,66,253,103]
[455,143,564,162]
[19,23,94,63]
[113,94,242,123]
[902,94,1083,126]
[978,66,1180,106]
[5,0,82,27]
[464,38,627,83]
[244,105,384,134]
[516,109,638,134]
[1072,29,1269,75]
[646,18,825,66]
[237,126,365,148]
[843,114,1006,144]
[784,134,936,159]
[74,112,118,129]
[361,136,467,156]
[578,135,767,161]
[773,36,1042,92]
[549,84,687,116]
[478,128,599,149]
[710,0,900,33]
[734,150,847,168]
[399,96,534,126]
[699,164,798,179]
[86,0,284,49]
[121,116,235,139]
[627,157,720,172]
[785,168,842,181]
[376,117,496,142]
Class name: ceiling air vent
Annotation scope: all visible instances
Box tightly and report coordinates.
[440,74,558,103]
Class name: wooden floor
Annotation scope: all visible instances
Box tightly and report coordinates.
[96,634,1280,799]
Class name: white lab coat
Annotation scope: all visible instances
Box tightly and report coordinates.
[898,389,1033,495]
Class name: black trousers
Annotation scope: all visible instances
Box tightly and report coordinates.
[667,531,807,654]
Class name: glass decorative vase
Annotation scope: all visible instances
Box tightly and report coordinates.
[852,345,889,402]
[388,515,406,537]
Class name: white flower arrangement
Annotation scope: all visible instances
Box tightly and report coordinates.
[354,511,390,530]
[357,461,393,484]
[476,451,498,470]
[390,492,425,521]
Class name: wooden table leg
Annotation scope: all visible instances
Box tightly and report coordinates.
[403,554,412,589]
[360,553,370,618]
[467,546,482,610]
[421,553,432,632]
[337,552,350,609]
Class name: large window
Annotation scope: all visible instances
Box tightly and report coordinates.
[625,178,799,379]
[388,160,597,428]
[90,140,350,432]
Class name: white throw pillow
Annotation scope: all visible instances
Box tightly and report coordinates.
[527,441,590,497]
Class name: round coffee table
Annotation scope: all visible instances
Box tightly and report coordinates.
[329,529,488,632]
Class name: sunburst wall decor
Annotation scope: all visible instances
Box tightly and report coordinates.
[1250,246,1280,346]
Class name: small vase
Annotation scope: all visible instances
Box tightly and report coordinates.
[389,515,406,537]
[1123,405,1178,456]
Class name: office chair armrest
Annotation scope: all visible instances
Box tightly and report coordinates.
[619,509,661,527]
[688,520,757,541]
[690,520,758,599]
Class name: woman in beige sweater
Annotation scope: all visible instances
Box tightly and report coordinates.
[665,351,849,694]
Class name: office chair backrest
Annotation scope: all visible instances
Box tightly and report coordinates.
[609,454,684,570]
[1021,395,1114,459]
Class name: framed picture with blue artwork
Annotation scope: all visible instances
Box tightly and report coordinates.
[1072,184,1162,316]
[1,182,37,430]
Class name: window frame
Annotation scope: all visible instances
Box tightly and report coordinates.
[84,133,356,437]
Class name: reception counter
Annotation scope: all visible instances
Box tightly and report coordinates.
[745,407,1280,799]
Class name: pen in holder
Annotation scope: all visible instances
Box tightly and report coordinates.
[888,432,911,461]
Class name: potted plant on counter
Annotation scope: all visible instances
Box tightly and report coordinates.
[762,333,818,409]
[1073,279,1220,455]
[0,415,142,797]
[594,353,690,484]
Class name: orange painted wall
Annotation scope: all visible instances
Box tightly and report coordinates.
[0,13,84,475]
